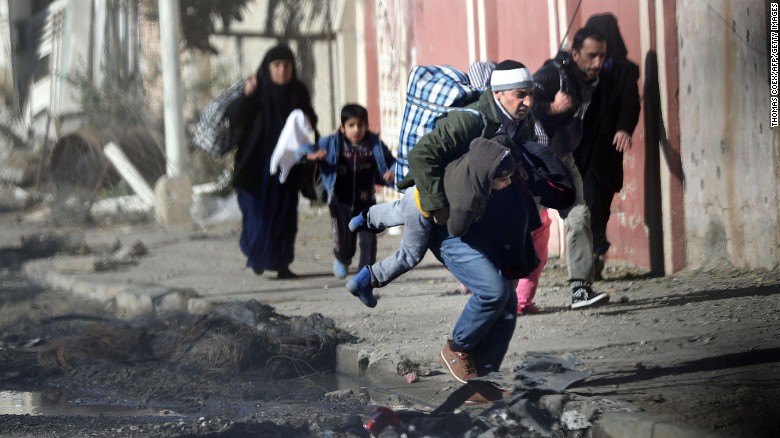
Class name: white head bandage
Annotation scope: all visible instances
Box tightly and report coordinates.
[490,67,534,91]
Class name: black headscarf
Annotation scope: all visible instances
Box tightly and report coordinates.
[585,13,628,61]
[243,43,317,157]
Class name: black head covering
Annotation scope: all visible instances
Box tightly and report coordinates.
[256,44,297,83]
[585,13,628,60]
[245,43,317,156]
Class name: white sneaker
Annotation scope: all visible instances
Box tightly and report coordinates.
[571,285,609,309]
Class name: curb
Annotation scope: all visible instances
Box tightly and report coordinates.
[23,258,195,317]
[592,411,729,438]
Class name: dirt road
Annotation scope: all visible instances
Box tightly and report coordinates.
[0,209,779,437]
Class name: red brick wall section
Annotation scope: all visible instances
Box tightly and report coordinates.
[663,0,686,272]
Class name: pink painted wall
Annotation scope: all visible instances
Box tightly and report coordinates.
[410,0,556,71]
[411,0,471,69]
[493,0,554,70]
[364,1,380,135]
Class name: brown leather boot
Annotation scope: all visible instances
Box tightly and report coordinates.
[440,340,477,383]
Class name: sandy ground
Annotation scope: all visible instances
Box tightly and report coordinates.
[0,207,779,437]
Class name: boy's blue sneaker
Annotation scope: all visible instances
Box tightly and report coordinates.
[348,210,385,234]
[333,259,348,279]
[348,211,369,232]
[346,266,377,308]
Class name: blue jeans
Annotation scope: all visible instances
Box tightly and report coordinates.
[366,187,432,286]
[428,225,518,375]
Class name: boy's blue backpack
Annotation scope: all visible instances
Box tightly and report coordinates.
[393,65,486,188]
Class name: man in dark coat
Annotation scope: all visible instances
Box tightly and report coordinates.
[576,13,641,279]
[533,27,611,309]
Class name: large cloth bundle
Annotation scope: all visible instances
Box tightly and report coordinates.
[393,65,481,188]
[193,79,246,158]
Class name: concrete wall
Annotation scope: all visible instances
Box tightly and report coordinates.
[678,0,780,271]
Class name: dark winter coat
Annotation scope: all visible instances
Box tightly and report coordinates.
[533,51,599,156]
[575,59,640,192]
[443,137,513,237]
[575,13,642,193]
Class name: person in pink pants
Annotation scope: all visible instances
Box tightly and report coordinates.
[515,208,551,314]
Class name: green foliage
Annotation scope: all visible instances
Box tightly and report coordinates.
[98,179,134,199]
[145,0,250,54]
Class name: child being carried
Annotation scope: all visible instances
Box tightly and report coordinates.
[346,135,516,307]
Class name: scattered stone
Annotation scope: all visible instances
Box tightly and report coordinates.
[324,389,354,401]
[561,410,591,430]
[405,372,418,384]
[80,236,121,255]
[0,186,40,210]
[539,394,566,418]
[210,301,258,326]
[396,357,432,376]
[94,257,121,272]
[20,231,84,257]
[113,240,148,260]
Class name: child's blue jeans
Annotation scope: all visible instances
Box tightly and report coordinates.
[366,187,433,286]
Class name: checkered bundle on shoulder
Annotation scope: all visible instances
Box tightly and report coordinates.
[193,79,246,158]
[393,65,481,188]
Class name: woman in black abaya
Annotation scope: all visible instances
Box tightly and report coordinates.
[227,44,318,279]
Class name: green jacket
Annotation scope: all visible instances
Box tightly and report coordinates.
[397,88,537,213]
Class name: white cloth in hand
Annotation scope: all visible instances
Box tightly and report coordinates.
[270,109,314,183]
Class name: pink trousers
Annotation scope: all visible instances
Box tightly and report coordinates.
[516,209,551,311]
